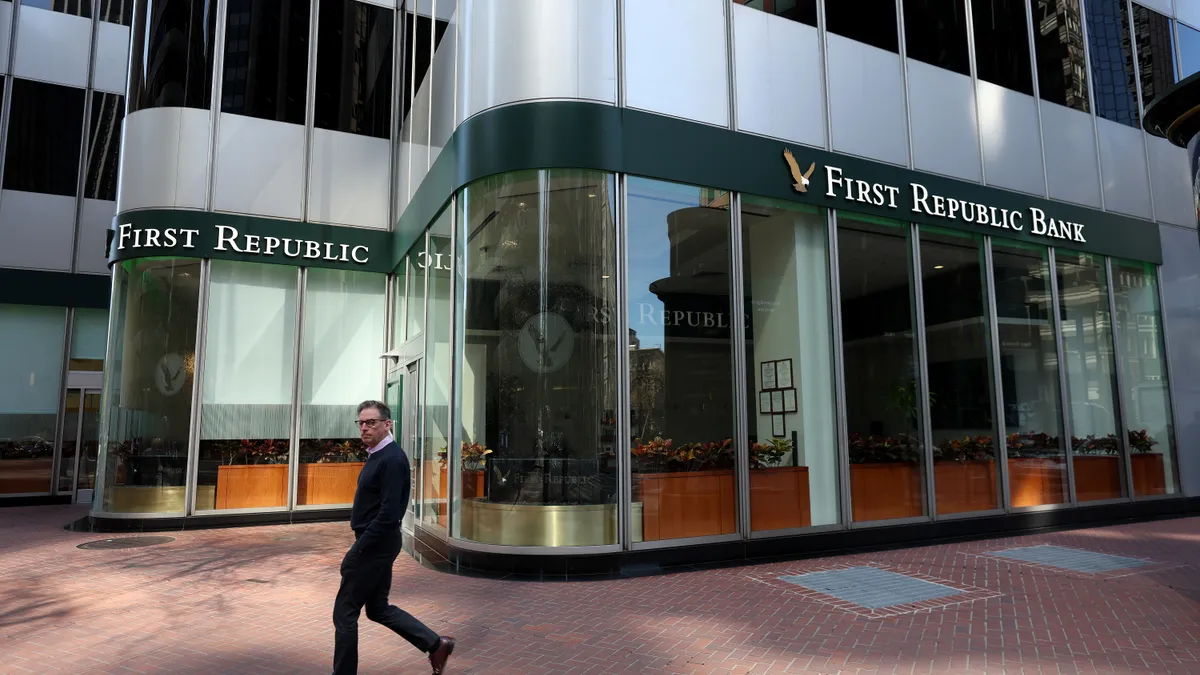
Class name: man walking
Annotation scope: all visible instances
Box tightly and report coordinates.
[333,400,456,674]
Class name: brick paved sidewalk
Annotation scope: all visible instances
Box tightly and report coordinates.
[0,506,1197,675]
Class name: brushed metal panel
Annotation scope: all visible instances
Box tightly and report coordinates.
[175,108,212,210]
[459,0,616,122]
[92,21,131,95]
[0,2,11,75]
[732,4,825,149]
[213,114,305,220]
[1041,102,1102,208]
[77,198,117,275]
[907,59,981,182]
[12,7,90,88]
[0,190,75,271]
[977,80,1046,196]
[1096,116,1152,218]
[1148,136,1194,228]
[410,0,456,20]
[826,34,907,166]
[623,0,727,127]
[116,108,182,212]
[307,128,391,229]
[429,11,457,168]
[410,70,431,192]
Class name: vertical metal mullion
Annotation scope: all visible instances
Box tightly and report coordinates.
[1127,0,1159,224]
[287,268,306,511]
[446,193,458,536]
[616,0,626,108]
[815,0,833,151]
[728,192,750,537]
[724,0,736,131]
[827,209,852,527]
[1024,0,1051,197]
[0,0,23,195]
[1105,258,1135,499]
[894,0,915,169]
[910,224,936,518]
[1154,264,1184,494]
[1079,0,1108,211]
[389,0,406,228]
[1047,248,1077,505]
[70,8,102,274]
[71,386,86,498]
[616,174,632,549]
[90,270,121,511]
[983,237,1012,511]
[302,0,320,221]
[185,259,213,515]
[51,308,76,496]
[963,0,988,184]
[204,0,229,211]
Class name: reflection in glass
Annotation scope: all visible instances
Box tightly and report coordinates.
[971,0,1034,94]
[454,171,619,545]
[825,0,899,52]
[85,92,125,202]
[62,392,102,494]
[70,308,109,372]
[735,0,817,27]
[0,305,66,495]
[1111,260,1177,497]
[1056,251,1125,502]
[838,215,925,523]
[21,0,89,17]
[98,259,201,513]
[392,265,406,348]
[422,215,453,530]
[919,229,998,515]
[315,0,393,138]
[1132,4,1175,109]
[77,392,102,493]
[4,79,85,197]
[99,0,134,25]
[741,197,838,531]
[400,11,449,124]
[197,262,297,511]
[904,0,971,75]
[59,391,82,493]
[628,178,736,542]
[129,0,219,111]
[221,0,311,124]
[406,244,427,341]
[1179,22,1200,79]
[298,269,387,506]
[1033,0,1091,112]
[991,241,1067,507]
[1086,0,1139,127]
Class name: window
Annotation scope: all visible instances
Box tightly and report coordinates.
[991,241,1067,507]
[903,0,971,75]
[1111,260,1178,497]
[740,197,838,531]
[314,0,394,138]
[453,171,619,546]
[98,259,202,513]
[197,262,298,511]
[972,0,1035,94]
[421,213,452,531]
[1180,22,1200,79]
[129,0,219,111]
[1132,4,1175,109]
[1086,0,1139,126]
[404,241,426,341]
[0,305,66,496]
[391,267,406,348]
[400,9,450,125]
[734,0,818,27]
[298,268,387,506]
[98,0,134,25]
[920,229,999,515]
[21,0,90,17]
[221,0,310,124]
[838,214,926,523]
[825,0,899,52]
[1033,0,1091,112]
[628,178,737,542]
[85,93,125,202]
[1056,251,1126,503]
[70,308,109,371]
[4,79,85,197]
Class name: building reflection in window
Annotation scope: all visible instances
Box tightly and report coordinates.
[1033,0,1091,113]
[1086,0,1139,127]
[1179,22,1200,79]
[740,197,838,531]
[454,170,619,546]
[221,0,311,125]
[1132,4,1175,109]
[314,0,394,138]
[904,0,971,75]
[0,305,66,496]
[825,0,899,52]
[972,0,1035,94]
[129,0,219,111]
[991,241,1067,507]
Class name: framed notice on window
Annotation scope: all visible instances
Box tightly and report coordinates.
[759,391,771,414]
[783,388,797,413]
[776,359,793,389]
[771,414,786,438]
[761,361,777,390]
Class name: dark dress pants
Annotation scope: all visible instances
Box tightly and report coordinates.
[332,533,439,675]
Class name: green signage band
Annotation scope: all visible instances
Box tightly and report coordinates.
[399,101,1162,265]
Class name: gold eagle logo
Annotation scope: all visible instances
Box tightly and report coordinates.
[783,148,816,193]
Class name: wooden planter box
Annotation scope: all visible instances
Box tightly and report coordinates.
[849,462,922,522]
[297,462,364,506]
[749,466,810,531]
[0,458,53,494]
[215,464,288,510]
[933,460,998,515]
[423,460,448,528]
[1073,455,1122,502]
[1007,458,1066,508]
[462,469,485,499]
[1131,453,1167,497]
[633,469,736,541]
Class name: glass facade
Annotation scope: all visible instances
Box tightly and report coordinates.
[0,305,67,496]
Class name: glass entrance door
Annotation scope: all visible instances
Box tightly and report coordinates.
[58,388,101,503]
[386,370,414,531]
[400,361,422,522]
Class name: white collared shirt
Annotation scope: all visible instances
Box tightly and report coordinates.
[366,433,394,456]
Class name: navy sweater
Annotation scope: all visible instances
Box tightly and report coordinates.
[349,441,410,553]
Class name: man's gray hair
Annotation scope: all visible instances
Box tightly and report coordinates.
[357,400,392,420]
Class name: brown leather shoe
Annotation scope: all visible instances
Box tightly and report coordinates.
[429,636,455,674]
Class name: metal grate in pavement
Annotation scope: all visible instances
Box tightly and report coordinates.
[77,536,176,550]
[985,545,1152,573]
[779,566,964,609]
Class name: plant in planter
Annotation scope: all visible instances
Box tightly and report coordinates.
[632,437,736,540]
[299,439,367,463]
[847,433,922,464]
[1128,429,1157,453]
[1127,429,1166,496]
[933,436,994,462]
[749,437,791,469]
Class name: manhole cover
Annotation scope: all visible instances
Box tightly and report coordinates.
[77,536,176,550]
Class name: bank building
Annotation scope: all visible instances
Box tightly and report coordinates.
[2,0,1200,576]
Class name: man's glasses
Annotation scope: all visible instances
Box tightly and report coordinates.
[354,418,388,429]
